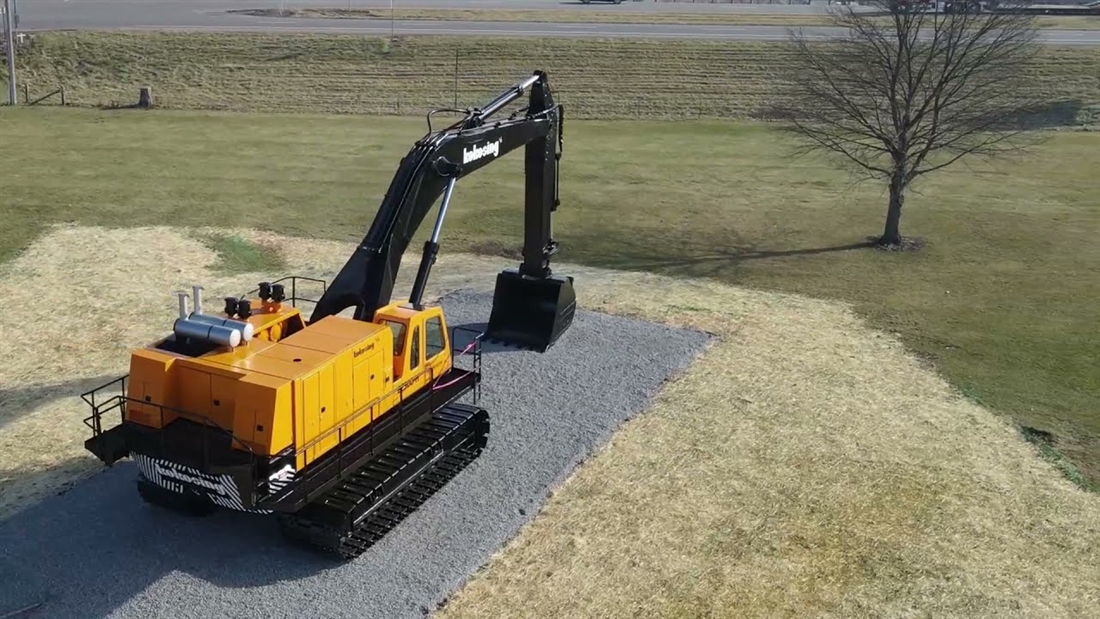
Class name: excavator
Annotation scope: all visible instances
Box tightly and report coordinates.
[79,71,576,560]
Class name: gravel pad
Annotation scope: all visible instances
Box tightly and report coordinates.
[0,289,711,619]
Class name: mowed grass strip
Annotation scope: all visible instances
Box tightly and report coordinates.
[1,107,1097,488]
[9,32,1099,120]
[252,7,1100,30]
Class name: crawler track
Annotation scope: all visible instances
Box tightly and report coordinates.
[276,402,490,560]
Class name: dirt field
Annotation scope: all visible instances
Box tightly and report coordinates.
[1,224,1096,617]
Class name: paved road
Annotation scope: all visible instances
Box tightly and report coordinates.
[13,0,1100,44]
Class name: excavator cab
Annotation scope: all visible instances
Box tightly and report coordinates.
[373,302,452,382]
[486,268,576,353]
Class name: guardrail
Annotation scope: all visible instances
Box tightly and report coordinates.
[81,375,259,472]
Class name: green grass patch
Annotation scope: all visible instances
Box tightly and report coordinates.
[1,106,1097,488]
[5,32,1099,121]
[199,232,287,275]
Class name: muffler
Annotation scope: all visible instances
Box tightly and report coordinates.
[485,268,576,353]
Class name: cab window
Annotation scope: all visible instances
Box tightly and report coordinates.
[426,316,446,359]
[410,327,421,369]
[381,320,406,357]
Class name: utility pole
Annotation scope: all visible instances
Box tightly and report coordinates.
[2,0,16,105]
[390,0,395,40]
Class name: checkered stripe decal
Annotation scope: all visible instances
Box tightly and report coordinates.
[133,453,274,514]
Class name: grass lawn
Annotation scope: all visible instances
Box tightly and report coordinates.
[235,7,1100,30]
[1,106,1097,488]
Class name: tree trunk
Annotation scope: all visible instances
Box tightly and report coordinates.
[880,168,905,246]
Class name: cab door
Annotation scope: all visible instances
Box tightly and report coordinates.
[423,311,450,379]
[406,321,423,386]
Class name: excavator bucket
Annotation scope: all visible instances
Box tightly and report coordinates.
[485,269,576,353]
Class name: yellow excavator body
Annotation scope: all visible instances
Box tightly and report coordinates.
[123,295,453,471]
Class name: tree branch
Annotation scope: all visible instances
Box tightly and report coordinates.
[768,0,1045,239]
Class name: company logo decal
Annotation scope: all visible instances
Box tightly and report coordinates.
[463,139,503,164]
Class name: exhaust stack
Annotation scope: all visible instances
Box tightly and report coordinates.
[177,291,190,321]
[192,285,204,315]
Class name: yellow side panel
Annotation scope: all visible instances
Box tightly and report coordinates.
[126,350,178,428]
[353,359,372,412]
[294,375,306,470]
[302,371,320,464]
[238,375,294,455]
[209,373,238,432]
[231,387,257,453]
[235,372,296,454]
[330,351,354,448]
[370,351,388,423]
[317,363,336,454]
[177,366,212,419]
[269,381,293,455]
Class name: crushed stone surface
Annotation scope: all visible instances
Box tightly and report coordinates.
[0,289,711,619]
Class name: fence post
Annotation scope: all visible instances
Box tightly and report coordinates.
[2,0,16,105]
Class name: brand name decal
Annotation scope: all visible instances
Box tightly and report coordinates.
[156,465,228,496]
[463,139,502,164]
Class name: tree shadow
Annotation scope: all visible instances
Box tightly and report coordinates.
[1004,99,1096,131]
[0,459,344,619]
[561,231,878,283]
[0,375,123,432]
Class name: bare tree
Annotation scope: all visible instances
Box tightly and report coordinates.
[771,0,1044,247]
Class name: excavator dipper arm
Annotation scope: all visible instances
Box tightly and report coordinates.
[309,71,575,352]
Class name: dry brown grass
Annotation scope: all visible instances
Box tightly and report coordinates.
[254,7,1100,31]
[430,279,1100,615]
[14,32,1099,120]
[1,225,1097,618]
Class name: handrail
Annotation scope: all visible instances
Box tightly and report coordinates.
[235,275,328,311]
[112,395,258,458]
[81,375,128,438]
[81,376,259,469]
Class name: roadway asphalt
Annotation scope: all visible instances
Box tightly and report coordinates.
[12,0,1100,45]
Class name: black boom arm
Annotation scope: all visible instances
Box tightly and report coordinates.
[309,71,564,324]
